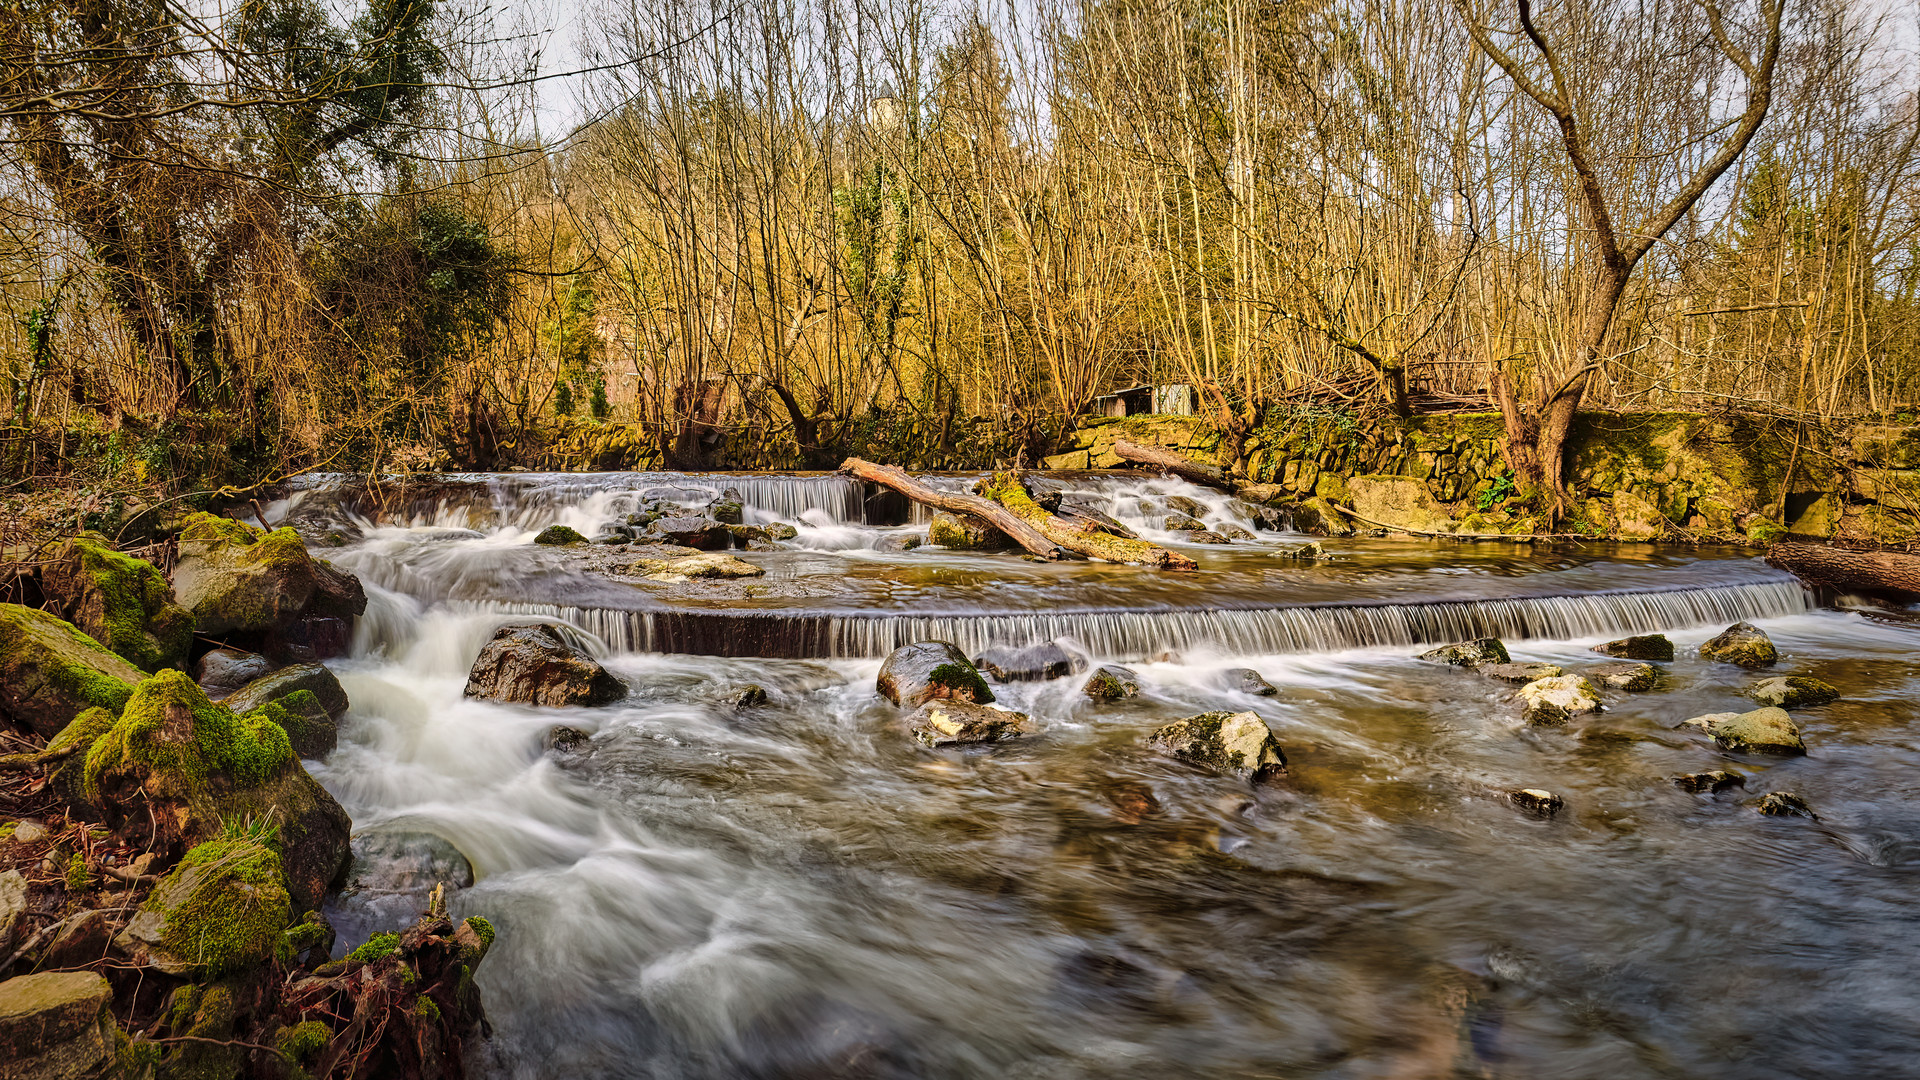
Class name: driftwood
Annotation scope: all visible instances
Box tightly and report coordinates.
[1113,440,1230,491]
[976,473,1198,570]
[1766,542,1920,603]
[840,459,1064,560]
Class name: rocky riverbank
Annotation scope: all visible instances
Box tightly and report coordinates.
[0,514,496,1079]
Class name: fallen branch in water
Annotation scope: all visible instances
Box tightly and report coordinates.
[840,458,1064,560]
[1766,542,1920,603]
[977,472,1198,569]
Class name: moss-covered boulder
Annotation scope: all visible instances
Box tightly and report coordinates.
[172,512,320,635]
[1699,622,1777,668]
[0,970,118,1078]
[1684,707,1806,755]
[1418,638,1510,668]
[876,641,994,706]
[907,700,1034,747]
[72,669,351,908]
[928,511,1012,551]
[115,835,291,978]
[0,604,142,738]
[1593,634,1674,661]
[532,524,586,545]
[1083,664,1139,701]
[1746,676,1839,709]
[463,623,625,708]
[1518,675,1602,726]
[1480,662,1564,685]
[1147,711,1287,782]
[40,533,193,672]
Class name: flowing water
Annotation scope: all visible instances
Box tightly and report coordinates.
[281,472,1920,1079]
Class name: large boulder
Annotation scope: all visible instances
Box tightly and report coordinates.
[0,970,118,1079]
[1147,711,1287,782]
[907,700,1034,747]
[67,669,352,909]
[1746,676,1839,708]
[463,624,625,708]
[927,511,1012,552]
[1348,474,1454,534]
[1699,622,1777,669]
[1684,706,1806,755]
[172,512,319,634]
[40,533,193,672]
[975,641,1082,682]
[1518,675,1602,726]
[115,836,291,978]
[1593,634,1674,661]
[220,663,351,759]
[0,604,141,739]
[876,642,993,706]
[1418,638,1510,668]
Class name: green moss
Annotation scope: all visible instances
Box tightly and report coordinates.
[462,915,495,952]
[83,669,294,803]
[415,996,441,1023]
[1746,517,1787,546]
[65,851,90,893]
[0,604,142,717]
[275,1020,332,1062]
[56,535,192,672]
[925,662,992,704]
[348,931,402,964]
[146,838,291,977]
[276,910,333,964]
[534,524,586,545]
[176,513,318,631]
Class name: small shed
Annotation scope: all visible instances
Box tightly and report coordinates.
[1090,383,1196,418]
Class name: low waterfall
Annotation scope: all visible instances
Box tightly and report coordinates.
[428,579,1809,660]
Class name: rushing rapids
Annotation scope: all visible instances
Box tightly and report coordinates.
[282,470,1920,1079]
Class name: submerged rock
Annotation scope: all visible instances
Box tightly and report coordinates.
[1746,676,1839,708]
[1147,711,1286,782]
[195,646,272,693]
[0,970,117,1078]
[1593,634,1674,661]
[1754,792,1817,819]
[545,725,592,753]
[463,623,625,708]
[1518,675,1602,726]
[928,511,1012,551]
[533,524,586,546]
[1270,541,1327,560]
[0,603,141,738]
[634,552,765,583]
[1225,667,1279,696]
[1509,789,1563,815]
[41,533,194,672]
[1673,770,1745,794]
[1083,665,1140,701]
[908,700,1034,747]
[1480,662,1564,685]
[1164,513,1207,532]
[873,532,924,553]
[1699,622,1778,669]
[976,641,1082,682]
[1590,662,1658,691]
[725,684,769,709]
[1420,638,1511,668]
[1187,530,1231,544]
[877,641,994,706]
[1684,706,1806,755]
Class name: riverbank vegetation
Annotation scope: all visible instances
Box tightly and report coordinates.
[1,0,1915,535]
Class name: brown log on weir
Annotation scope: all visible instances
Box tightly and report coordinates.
[976,472,1198,570]
[1113,439,1230,491]
[840,458,1064,560]
[1766,542,1920,604]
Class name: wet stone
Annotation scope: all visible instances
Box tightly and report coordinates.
[1083,665,1140,701]
[1674,770,1745,794]
[634,553,764,583]
[1147,711,1287,782]
[1509,789,1563,815]
[647,516,731,550]
[194,646,272,693]
[1165,495,1208,519]
[725,684,769,708]
[1225,668,1278,696]
[1684,707,1806,755]
[976,641,1082,683]
[1218,525,1257,541]
[463,623,625,708]
[1480,662,1564,685]
[533,524,585,545]
[1754,792,1817,819]
[1591,662,1658,691]
[1518,675,1602,726]
[1747,676,1839,709]
[1699,622,1778,669]
[1420,638,1511,668]
[1188,530,1231,544]
[873,532,924,553]
[1593,634,1674,661]
[908,700,1034,747]
[1271,541,1327,560]
[1164,513,1207,532]
[877,641,994,707]
[545,726,592,753]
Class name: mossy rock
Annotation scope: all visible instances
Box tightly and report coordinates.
[115,836,291,978]
[1147,710,1287,781]
[1591,662,1658,691]
[172,512,322,635]
[533,524,586,546]
[1593,634,1674,661]
[1746,676,1839,709]
[1418,638,1510,668]
[876,642,993,706]
[41,533,193,672]
[1479,662,1564,685]
[1290,497,1353,538]
[1083,665,1139,701]
[0,603,142,738]
[1518,675,1602,726]
[70,670,350,909]
[1347,474,1455,534]
[1685,707,1806,755]
[219,664,348,759]
[907,700,1034,747]
[1699,622,1777,669]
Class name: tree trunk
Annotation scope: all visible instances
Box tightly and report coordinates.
[840,458,1064,559]
[1765,542,1920,603]
[1113,440,1229,490]
[976,472,1198,569]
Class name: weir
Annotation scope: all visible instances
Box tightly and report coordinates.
[432,579,1810,660]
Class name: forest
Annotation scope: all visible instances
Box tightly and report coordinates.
[1,0,1915,533]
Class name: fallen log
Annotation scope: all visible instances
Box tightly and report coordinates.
[1766,542,1920,604]
[840,458,1064,560]
[977,473,1198,570]
[1113,440,1230,491]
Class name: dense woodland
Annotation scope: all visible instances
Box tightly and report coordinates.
[1,0,1916,522]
